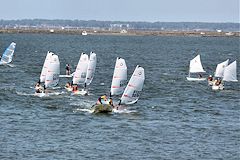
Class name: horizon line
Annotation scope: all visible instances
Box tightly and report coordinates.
[0,18,239,24]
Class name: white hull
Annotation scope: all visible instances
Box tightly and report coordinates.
[0,62,14,67]
[208,80,214,86]
[124,99,138,105]
[65,87,73,92]
[186,77,206,81]
[34,92,46,97]
[72,89,88,95]
[59,75,73,78]
[0,62,7,65]
[212,84,224,90]
[82,31,88,35]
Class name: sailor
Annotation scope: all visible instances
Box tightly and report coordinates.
[72,84,78,93]
[208,75,213,81]
[109,98,114,107]
[35,82,44,93]
[198,74,202,78]
[97,94,108,105]
[65,82,72,89]
[215,78,221,86]
[65,64,71,75]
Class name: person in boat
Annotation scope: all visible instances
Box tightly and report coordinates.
[198,73,203,78]
[35,82,44,93]
[72,84,78,93]
[65,64,71,75]
[65,82,72,89]
[215,78,222,86]
[97,94,108,105]
[109,98,114,107]
[208,75,213,81]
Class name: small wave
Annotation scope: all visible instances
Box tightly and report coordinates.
[74,108,94,113]
[112,108,137,114]
[162,73,169,76]
[16,91,34,96]
[47,91,64,96]
[16,91,65,97]
[0,85,15,91]
[51,86,62,90]
[7,64,15,68]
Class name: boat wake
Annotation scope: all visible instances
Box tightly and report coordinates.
[73,106,136,114]
[112,108,137,114]
[7,64,15,68]
[74,108,94,113]
[16,91,65,97]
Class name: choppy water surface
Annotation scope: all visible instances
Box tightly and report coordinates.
[0,33,239,159]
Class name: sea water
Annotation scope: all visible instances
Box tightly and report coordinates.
[0,33,239,159]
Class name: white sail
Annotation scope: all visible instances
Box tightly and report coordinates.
[120,65,145,105]
[45,54,60,88]
[72,53,89,85]
[223,61,238,82]
[0,42,16,64]
[40,51,54,83]
[85,52,97,85]
[214,59,229,78]
[110,57,127,96]
[189,54,205,73]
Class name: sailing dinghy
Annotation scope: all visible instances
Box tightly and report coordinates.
[212,60,238,90]
[72,53,89,95]
[91,57,127,113]
[208,59,229,86]
[186,54,206,81]
[110,57,127,96]
[0,42,16,65]
[69,52,97,95]
[120,65,145,105]
[92,63,144,113]
[36,51,60,96]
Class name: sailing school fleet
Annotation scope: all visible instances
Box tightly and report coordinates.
[186,54,238,90]
[0,42,238,112]
[0,42,145,113]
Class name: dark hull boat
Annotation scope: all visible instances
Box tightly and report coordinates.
[91,104,113,113]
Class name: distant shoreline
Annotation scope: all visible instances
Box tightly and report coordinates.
[0,28,239,37]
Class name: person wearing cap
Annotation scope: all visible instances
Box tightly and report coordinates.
[96,94,108,104]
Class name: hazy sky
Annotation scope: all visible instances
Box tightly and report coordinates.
[0,0,239,22]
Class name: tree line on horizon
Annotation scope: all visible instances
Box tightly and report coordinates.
[0,19,239,31]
